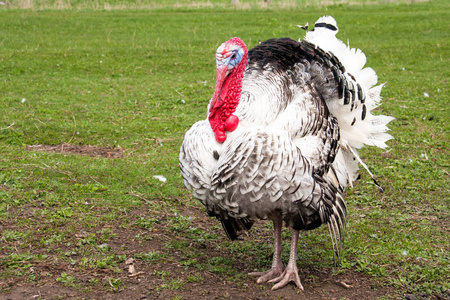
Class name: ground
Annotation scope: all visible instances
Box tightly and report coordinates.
[0,218,393,300]
[0,268,392,300]
[25,144,126,159]
[1,145,447,300]
[1,145,391,300]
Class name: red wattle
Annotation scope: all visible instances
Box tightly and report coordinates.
[224,115,239,132]
[215,131,227,143]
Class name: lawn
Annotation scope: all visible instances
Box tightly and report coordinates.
[0,0,448,299]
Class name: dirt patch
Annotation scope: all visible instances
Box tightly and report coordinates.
[4,203,444,300]
[0,269,394,300]
[25,143,125,158]
[0,205,397,300]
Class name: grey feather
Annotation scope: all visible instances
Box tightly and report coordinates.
[180,38,362,243]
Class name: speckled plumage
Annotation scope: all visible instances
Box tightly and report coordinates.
[179,16,393,290]
[181,37,348,235]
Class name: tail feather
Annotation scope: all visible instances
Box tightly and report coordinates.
[324,193,347,265]
[304,16,394,148]
[303,16,394,186]
[221,217,254,241]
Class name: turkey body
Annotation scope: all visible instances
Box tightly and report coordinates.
[183,38,345,230]
[179,17,393,290]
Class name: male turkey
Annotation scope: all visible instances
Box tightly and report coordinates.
[179,16,394,290]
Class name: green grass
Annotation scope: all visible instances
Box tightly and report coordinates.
[0,0,449,298]
[0,0,427,10]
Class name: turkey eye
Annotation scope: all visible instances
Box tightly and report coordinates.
[230,53,236,60]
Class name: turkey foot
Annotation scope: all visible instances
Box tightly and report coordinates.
[249,214,284,283]
[269,228,304,291]
[248,264,284,283]
[268,264,303,290]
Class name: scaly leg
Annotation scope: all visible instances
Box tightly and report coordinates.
[269,229,303,290]
[248,214,284,283]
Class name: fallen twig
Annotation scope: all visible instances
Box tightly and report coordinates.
[128,190,151,204]
[0,123,14,131]
[339,281,354,289]
[129,271,145,277]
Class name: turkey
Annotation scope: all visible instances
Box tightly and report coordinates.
[179,16,394,290]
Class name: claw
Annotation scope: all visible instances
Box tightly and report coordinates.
[269,266,304,290]
[249,265,284,283]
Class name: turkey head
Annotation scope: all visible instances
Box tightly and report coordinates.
[208,37,248,143]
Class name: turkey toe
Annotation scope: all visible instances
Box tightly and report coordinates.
[249,266,284,283]
[269,268,304,291]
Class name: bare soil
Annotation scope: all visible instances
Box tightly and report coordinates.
[4,144,445,300]
[0,203,397,300]
[0,270,392,300]
[25,143,126,158]
[2,204,448,300]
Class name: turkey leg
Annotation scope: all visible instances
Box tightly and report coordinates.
[269,228,303,290]
[248,214,284,283]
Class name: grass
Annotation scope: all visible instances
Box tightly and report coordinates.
[0,0,427,10]
[0,0,449,298]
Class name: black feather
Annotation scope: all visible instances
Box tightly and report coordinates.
[361,104,367,120]
[315,22,338,31]
[221,217,254,241]
[357,83,364,103]
[213,150,220,160]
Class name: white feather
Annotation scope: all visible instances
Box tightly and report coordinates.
[303,16,394,185]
